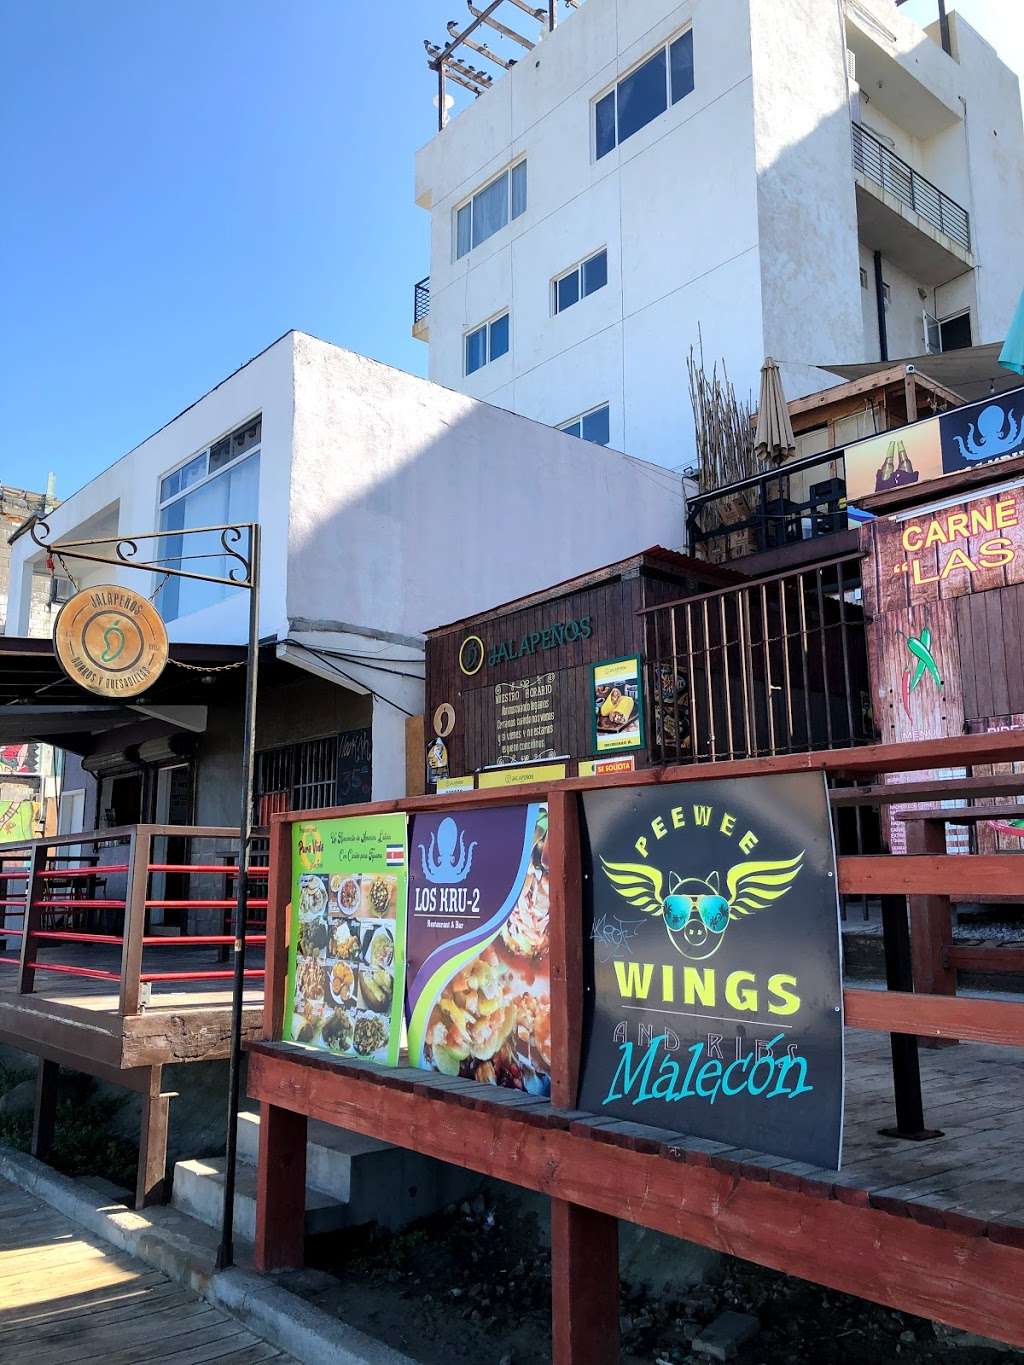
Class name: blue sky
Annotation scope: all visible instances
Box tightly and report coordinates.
[1,0,1020,499]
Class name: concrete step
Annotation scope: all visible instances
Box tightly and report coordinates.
[171,1156,349,1244]
[236,1108,395,1202]
[235,1109,484,1232]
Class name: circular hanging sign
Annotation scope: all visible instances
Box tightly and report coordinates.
[54,584,169,700]
[433,702,456,738]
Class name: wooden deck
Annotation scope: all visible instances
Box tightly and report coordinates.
[0,946,263,1076]
[0,1176,291,1360]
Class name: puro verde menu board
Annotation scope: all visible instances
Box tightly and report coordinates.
[284,814,408,1066]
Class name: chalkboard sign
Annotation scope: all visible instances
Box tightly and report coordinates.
[578,771,844,1169]
[335,727,372,805]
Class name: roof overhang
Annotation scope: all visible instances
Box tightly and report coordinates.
[825,343,1018,405]
[0,637,247,753]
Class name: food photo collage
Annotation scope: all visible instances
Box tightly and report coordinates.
[290,871,398,1062]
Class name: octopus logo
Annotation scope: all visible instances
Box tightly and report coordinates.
[599,851,804,961]
[419,815,477,885]
[953,404,1024,463]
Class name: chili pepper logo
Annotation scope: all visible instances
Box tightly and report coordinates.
[100,620,127,664]
[900,626,943,719]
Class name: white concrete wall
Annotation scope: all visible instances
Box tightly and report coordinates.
[5,335,294,645]
[953,15,1024,345]
[750,0,865,396]
[286,333,685,643]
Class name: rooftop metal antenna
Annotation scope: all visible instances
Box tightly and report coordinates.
[426,0,581,130]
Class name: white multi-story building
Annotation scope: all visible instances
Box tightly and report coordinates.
[414,0,1024,470]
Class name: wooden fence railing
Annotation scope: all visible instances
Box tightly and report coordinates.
[0,825,268,1016]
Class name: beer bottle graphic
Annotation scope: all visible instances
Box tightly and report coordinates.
[893,440,919,487]
[875,441,897,492]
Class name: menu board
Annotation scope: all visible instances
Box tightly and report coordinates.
[495,673,558,764]
[283,814,408,1066]
[578,772,844,1168]
[406,803,551,1094]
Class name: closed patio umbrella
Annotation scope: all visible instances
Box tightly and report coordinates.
[753,356,796,464]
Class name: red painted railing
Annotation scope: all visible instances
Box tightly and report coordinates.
[0,824,268,1014]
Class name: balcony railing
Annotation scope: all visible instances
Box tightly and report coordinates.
[413,276,431,326]
[851,122,971,252]
[687,449,849,563]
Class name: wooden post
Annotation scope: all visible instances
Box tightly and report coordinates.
[30,1059,59,1160]
[254,1101,307,1271]
[547,790,621,1364]
[17,843,43,994]
[264,816,292,1042]
[905,818,956,1049]
[551,1199,620,1365]
[548,789,582,1110]
[136,1065,171,1208]
[120,829,152,1017]
[904,372,918,424]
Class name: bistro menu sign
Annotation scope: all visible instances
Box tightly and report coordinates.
[54,584,169,699]
[578,772,844,1168]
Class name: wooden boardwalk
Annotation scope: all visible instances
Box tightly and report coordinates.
[0,1177,291,1362]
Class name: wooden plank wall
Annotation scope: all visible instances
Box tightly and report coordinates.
[861,480,1024,851]
[424,561,720,779]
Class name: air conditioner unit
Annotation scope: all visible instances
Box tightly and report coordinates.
[49,576,75,606]
[846,49,857,82]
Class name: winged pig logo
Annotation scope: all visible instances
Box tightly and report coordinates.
[600,851,805,960]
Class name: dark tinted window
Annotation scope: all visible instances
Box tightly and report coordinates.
[583,249,608,296]
[582,405,611,445]
[617,49,667,145]
[489,313,510,360]
[510,161,527,219]
[671,30,694,104]
[595,91,616,159]
[465,325,487,375]
[557,271,581,312]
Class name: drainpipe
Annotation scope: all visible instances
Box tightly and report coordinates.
[873,250,889,363]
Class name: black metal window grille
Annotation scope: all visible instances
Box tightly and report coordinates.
[643,555,873,765]
[253,731,371,825]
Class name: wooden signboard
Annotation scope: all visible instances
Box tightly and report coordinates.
[861,479,1024,850]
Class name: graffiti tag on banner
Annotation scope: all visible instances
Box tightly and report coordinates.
[578,772,844,1169]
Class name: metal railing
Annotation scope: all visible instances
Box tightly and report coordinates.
[641,553,873,766]
[413,276,431,326]
[851,122,971,251]
[687,449,849,562]
[0,825,268,1013]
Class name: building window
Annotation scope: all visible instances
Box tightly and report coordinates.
[456,161,527,259]
[882,281,892,304]
[859,267,868,289]
[559,403,611,446]
[156,415,260,622]
[465,312,510,375]
[596,29,694,159]
[939,309,972,352]
[554,249,608,314]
